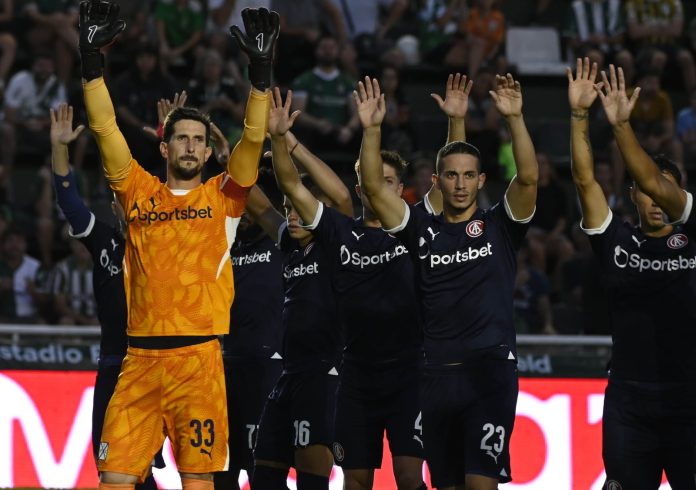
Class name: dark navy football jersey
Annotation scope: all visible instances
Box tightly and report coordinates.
[391,200,529,366]
[307,203,422,364]
[74,216,128,358]
[224,234,284,360]
[278,223,341,372]
[585,206,696,382]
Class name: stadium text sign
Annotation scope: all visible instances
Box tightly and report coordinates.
[0,372,670,489]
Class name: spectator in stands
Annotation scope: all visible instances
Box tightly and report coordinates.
[380,65,412,156]
[290,35,359,152]
[108,0,154,65]
[0,0,15,89]
[1,52,67,186]
[187,49,245,146]
[465,67,501,169]
[22,0,78,83]
[51,235,98,326]
[335,0,409,77]
[113,43,176,179]
[271,0,347,85]
[155,0,205,75]
[402,157,435,205]
[0,226,42,323]
[514,239,556,335]
[527,152,575,281]
[564,0,633,81]
[416,0,468,64]
[625,0,696,92]
[448,0,506,76]
[677,89,696,164]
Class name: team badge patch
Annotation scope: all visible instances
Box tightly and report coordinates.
[332,442,345,462]
[466,220,484,238]
[667,233,688,250]
[98,442,109,461]
[606,481,622,490]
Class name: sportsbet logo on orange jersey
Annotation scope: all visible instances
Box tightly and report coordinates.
[128,197,213,224]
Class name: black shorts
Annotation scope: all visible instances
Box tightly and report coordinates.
[254,366,339,466]
[420,360,518,488]
[221,356,282,471]
[602,378,696,490]
[333,360,423,469]
[93,357,165,473]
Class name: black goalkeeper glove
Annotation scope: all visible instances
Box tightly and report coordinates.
[229,7,280,91]
[78,0,126,81]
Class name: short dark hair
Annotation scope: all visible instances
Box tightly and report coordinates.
[435,141,482,174]
[354,150,409,182]
[652,154,683,187]
[162,107,211,145]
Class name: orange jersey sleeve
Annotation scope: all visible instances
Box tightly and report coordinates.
[118,162,250,337]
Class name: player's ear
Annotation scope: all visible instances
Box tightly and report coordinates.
[432,173,440,189]
[478,172,486,190]
[204,146,213,161]
[159,140,168,159]
[397,182,404,196]
[354,183,361,198]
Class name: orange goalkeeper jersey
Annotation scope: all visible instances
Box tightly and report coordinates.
[113,160,250,337]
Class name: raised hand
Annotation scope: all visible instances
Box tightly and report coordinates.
[490,73,523,118]
[567,57,601,111]
[50,104,85,146]
[268,87,301,137]
[431,73,473,118]
[78,0,126,52]
[143,91,188,138]
[210,122,230,164]
[229,8,280,91]
[595,64,639,126]
[353,77,386,129]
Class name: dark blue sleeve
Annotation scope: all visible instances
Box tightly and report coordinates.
[53,171,93,237]
[306,203,345,251]
[393,203,432,258]
[488,200,531,251]
[585,213,622,271]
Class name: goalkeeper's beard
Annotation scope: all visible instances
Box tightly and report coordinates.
[170,157,204,181]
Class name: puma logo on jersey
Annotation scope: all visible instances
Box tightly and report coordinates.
[87,25,98,44]
[631,235,646,248]
[351,231,364,241]
[200,448,212,459]
[111,239,119,251]
[426,227,440,240]
[413,435,424,448]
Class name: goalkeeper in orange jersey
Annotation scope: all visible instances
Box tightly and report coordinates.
[77,1,278,488]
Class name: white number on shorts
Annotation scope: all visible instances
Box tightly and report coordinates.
[480,423,505,453]
[293,420,310,446]
[414,412,423,436]
[246,424,258,449]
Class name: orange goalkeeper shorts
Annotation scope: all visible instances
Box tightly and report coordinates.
[97,339,228,480]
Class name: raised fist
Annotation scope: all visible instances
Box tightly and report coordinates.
[78,0,126,52]
[229,8,280,91]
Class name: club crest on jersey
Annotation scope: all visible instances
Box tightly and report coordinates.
[466,220,484,237]
[667,233,688,250]
[332,442,345,462]
[606,481,622,490]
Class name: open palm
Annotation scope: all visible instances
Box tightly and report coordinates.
[50,103,84,146]
[567,57,600,111]
[596,65,639,126]
[354,76,385,129]
[431,73,473,118]
[268,87,300,137]
[490,74,522,117]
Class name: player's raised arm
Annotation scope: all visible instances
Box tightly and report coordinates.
[281,128,353,217]
[78,0,131,183]
[226,8,279,187]
[491,73,538,220]
[355,77,406,230]
[427,73,474,214]
[269,88,351,226]
[596,64,687,220]
[50,103,93,236]
[245,185,285,243]
[568,58,610,229]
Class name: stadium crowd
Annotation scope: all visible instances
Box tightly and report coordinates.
[0,0,695,338]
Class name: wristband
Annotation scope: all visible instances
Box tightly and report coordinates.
[289,142,299,156]
[248,62,272,91]
[80,50,104,82]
